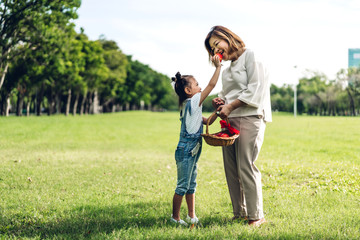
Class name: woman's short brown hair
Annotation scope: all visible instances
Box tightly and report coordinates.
[204,26,246,58]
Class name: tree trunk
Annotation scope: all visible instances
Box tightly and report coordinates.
[86,92,92,114]
[36,98,41,116]
[0,62,9,90]
[102,98,114,113]
[73,93,79,116]
[48,91,55,116]
[55,93,61,114]
[0,47,11,91]
[26,100,31,117]
[346,88,355,116]
[1,96,4,115]
[80,94,86,116]
[36,84,45,116]
[5,96,10,116]
[65,89,71,116]
[92,89,99,114]
[0,96,3,115]
[16,91,24,116]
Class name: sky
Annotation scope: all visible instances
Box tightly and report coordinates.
[74,0,360,94]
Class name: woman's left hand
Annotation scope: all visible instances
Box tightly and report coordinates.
[217,104,233,119]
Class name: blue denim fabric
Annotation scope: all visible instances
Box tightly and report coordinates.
[174,100,203,196]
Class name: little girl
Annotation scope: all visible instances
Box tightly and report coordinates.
[170,55,221,226]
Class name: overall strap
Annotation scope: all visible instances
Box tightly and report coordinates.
[180,99,203,138]
[180,99,191,134]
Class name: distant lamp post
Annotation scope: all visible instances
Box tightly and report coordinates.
[293,65,297,117]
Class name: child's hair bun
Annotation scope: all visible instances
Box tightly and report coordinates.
[172,72,182,82]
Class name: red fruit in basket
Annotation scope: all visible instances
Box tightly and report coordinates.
[216,53,223,62]
[219,120,240,135]
[215,132,229,138]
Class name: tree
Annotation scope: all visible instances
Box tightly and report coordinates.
[78,33,108,115]
[124,57,176,111]
[125,57,150,110]
[98,39,127,112]
[336,67,360,116]
[0,0,81,91]
[297,72,328,115]
[270,84,294,113]
[151,71,175,110]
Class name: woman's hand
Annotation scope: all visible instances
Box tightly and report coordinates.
[212,97,224,109]
[217,104,234,119]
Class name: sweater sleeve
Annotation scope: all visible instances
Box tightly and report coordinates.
[237,51,267,108]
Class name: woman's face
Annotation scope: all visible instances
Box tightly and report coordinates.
[209,36,230,61]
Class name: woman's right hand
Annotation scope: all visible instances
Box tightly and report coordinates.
[212,97,225,109]
[217,104,233,119]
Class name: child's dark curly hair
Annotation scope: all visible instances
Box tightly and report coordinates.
[171,72,193,107]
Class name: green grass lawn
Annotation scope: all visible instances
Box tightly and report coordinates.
[0,112,359,239]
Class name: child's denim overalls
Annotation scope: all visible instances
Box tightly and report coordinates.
[175,99,203,196]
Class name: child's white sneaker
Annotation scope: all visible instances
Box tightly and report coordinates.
[186,215,199,225]
[170,215,188,226]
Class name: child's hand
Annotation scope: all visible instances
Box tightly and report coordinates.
[211,54,222,68]
[212,97,225,109]
[215,53,223,62]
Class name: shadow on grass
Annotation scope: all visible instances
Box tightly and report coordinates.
[2,200,250,239]
[2,200,355,239]
[3,201,173,239]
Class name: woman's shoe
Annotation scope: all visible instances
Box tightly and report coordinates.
[231,215,248,221]
[248,218,266,227]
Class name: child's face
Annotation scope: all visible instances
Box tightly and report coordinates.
[209,36,230,61]
[185,78,201,98]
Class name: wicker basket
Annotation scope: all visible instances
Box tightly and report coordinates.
[201,111,240,147]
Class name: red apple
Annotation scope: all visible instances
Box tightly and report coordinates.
[216,53,223,62]
[215,132,229,138]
